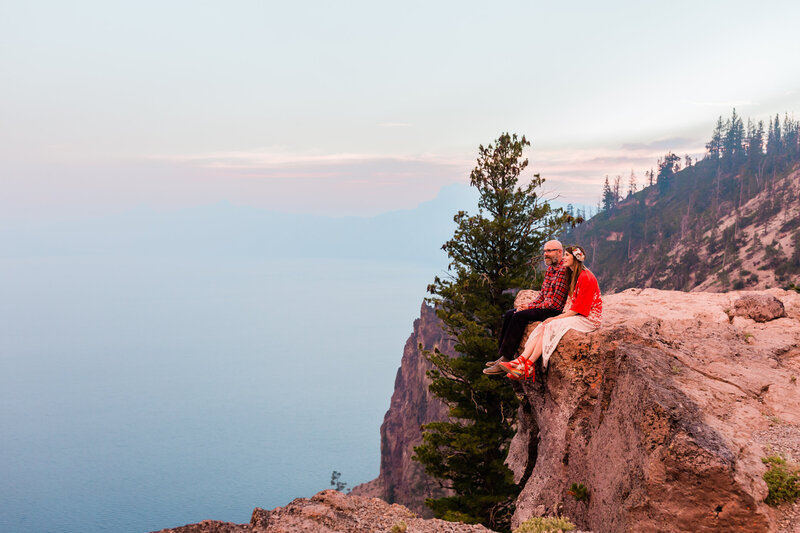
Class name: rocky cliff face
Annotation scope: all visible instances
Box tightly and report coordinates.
[506,288,800,532]
[351,303,454,515]
[354,288,800,532]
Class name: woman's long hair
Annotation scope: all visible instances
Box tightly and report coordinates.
[565,245,587,296]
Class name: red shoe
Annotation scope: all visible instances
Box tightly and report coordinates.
[499,357,535,381]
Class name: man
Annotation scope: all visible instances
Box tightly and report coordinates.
[483,240,569,375]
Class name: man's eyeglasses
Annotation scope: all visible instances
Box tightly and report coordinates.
[543,249,560,253]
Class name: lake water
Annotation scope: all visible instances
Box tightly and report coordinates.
[0,255,437,533]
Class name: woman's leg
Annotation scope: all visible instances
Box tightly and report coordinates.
[525,332,545,364]
[517,326,545,363]
[502,326,545,380]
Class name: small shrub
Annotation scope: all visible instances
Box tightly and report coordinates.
[439,510,480,524]
[513,516,577,533]
[330,470,347,492]
[765,414,782,425]
[390,521,408,533]
[567,482,589,502]
[762,455,800,505]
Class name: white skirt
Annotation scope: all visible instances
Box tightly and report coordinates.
[524,315,598,370]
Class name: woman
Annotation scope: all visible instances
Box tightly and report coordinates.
[499,245,602,381]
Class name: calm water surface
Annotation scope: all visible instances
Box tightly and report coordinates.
[0,256,434,533]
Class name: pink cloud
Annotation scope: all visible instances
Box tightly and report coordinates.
[2,139,712,223]
[155,141,709,212]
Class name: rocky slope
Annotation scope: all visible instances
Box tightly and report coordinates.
[351,303,455,515]
[569,163,800,293]
[506,288,800,532]
[691,169,800,291]
[150,490,493,533]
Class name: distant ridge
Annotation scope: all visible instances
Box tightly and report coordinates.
[0,183,477,264]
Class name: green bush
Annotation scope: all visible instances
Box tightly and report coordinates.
[513,516,576,533]
[567,482,589,503]
[762,455,800,505]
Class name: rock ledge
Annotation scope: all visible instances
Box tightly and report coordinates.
[506,288,800,533]
[151,490,493,533]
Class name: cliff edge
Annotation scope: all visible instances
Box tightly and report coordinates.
[351,303,454,515]
[507,288,800,532]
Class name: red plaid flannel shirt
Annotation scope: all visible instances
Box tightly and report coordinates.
[527,260,569,311]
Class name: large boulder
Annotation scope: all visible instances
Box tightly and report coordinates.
[507,288,800,533]
[733,293,787,322]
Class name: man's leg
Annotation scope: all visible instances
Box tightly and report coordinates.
[497,307,559,359]
[497,308,517,350]
[486,308,522,366]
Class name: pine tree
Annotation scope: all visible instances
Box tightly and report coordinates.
[746,119,765,175]
[783,114,799,161]
[413,133,571,532]
[768,114,782,156]
[723,108,745,169]
[657,152,681,193]
[601,175,614,210]
[627,169,638,197]
[706,116,724,160]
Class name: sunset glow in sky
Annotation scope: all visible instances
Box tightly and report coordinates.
[3,0,800,221]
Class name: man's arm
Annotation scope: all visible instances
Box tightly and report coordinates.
[525,290,544,309]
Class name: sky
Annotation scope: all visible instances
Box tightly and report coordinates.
[2,0,800,222]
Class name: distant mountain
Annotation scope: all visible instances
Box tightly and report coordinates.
[2,181,583,267]
[0,183,479,265]
[568,113,800,293]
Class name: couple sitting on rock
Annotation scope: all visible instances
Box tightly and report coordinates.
[483,240,603,381]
